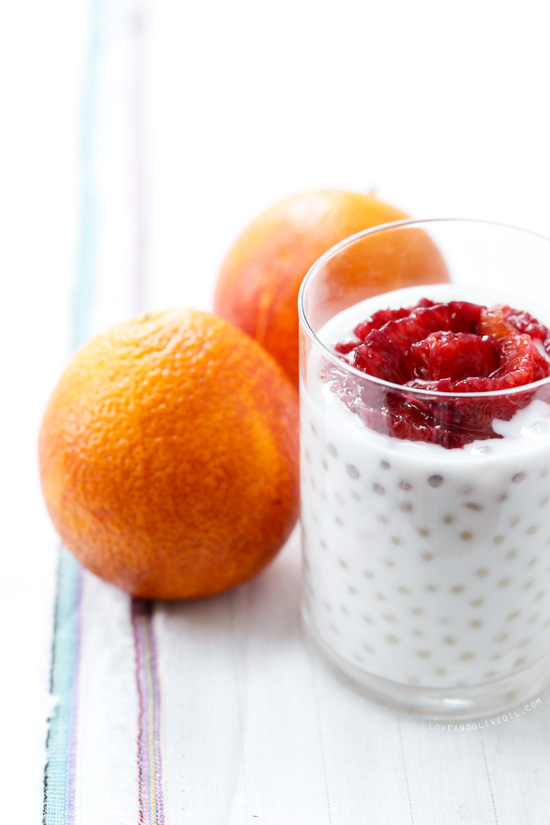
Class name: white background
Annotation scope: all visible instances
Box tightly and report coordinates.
[2,0,550,821]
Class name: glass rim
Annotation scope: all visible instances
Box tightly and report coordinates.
[297,216,550,399]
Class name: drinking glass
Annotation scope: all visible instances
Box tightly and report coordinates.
[299,219,550,719]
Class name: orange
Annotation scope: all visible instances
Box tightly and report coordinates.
[38,309,299,600]
[214,190,450,387]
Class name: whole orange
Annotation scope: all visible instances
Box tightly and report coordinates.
[38,309,299,600]
[214,190,450,387]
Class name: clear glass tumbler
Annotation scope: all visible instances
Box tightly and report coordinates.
[298,219,550,719]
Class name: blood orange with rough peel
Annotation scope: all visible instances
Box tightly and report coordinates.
[39,309,299,599]
[214,190,450,387]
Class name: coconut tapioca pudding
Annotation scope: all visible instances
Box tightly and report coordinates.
[299,221,550,719]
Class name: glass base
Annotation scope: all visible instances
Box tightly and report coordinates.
[303,608,550,720]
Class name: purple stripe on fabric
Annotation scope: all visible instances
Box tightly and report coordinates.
[131,0,147,317]
[132,600,166,825]
[129,4,162,823]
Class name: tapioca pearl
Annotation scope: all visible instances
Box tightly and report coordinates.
[476,568,490,578]
[512,472,527,483]
[507,611,520,621]
[380,460,391,471]
[470,598,484,607]
[460,652,474,661]
[346,464,360,480]
[386,634,400,644]
[460,531,474,542]
[373,483,385,495]
[347,585,358,595]
[443,515,454,524]
[327,443,338,459]
[428,475,444,488]
[417,527,431,538]
[493,535,505,545]
[450,585,465,595]
[527,525,538,536]
[443,636,457,645]
[351,491,361,502]
[422,553,434,562]
[498,577,511,588]
[514,656,527,668]
[417,650,431,659]
[506,550,517,561]
[399,501,413,512]
[464,502,483,512]
[399,480,412,491]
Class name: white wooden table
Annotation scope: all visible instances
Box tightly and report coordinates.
[3,0,550,821]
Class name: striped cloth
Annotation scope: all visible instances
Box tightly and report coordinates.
[40,0,550,822]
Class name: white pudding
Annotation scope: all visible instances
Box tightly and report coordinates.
[300,285,550,689]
